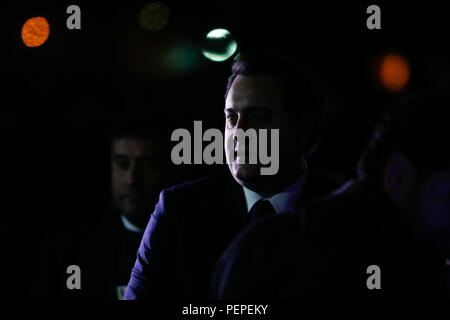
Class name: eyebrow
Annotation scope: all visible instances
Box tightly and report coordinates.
[113,153,156,159]
[224,107,270,113]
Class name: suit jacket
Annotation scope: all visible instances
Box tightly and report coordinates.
[125,167,338,299]
[29,212,143,299]
[211,179,448,299]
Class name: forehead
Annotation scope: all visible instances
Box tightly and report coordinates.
[112,137,155,155]
[225,74,285,111]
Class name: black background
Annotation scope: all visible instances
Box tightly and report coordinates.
[1,1,450,297]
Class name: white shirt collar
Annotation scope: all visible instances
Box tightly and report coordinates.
[121,215,145,233]
[242,159,308,214]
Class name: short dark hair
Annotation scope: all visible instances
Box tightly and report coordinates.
[358,91,450,180]
[107,101,177,139]
[107,107,176,162]
[224,51,323,156]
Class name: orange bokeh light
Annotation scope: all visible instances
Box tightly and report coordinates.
[379,54,410,92]
[21,17,50,47]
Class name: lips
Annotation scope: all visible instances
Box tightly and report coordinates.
[122,190,140,201]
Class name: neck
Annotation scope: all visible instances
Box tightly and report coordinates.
[122,213,149,230]
[247,160,306,198]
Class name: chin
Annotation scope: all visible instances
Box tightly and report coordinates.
[122,203,142,216]
[230,163,262,186]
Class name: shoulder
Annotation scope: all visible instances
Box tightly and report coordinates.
[301,179,395,248]
[151,169,237,220]
[300,164,342,205]
[304,180,372,219]
[164,169,231,196]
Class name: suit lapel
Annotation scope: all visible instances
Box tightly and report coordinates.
[221,165,337,218]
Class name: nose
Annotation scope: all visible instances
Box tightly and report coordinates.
[124,162,141,185]
[232,115,251,149]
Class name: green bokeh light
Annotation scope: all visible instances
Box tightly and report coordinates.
[201,28,238,62]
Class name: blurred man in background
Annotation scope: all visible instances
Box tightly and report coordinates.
[108,111,173,298]
[30,108,174,299]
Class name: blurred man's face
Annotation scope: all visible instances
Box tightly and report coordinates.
[224,74,306,195]
[111,137,165,223]
[419,167,450,254]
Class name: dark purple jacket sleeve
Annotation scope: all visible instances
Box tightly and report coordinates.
[124,189,178,299]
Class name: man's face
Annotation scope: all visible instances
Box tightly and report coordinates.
[418,167,450,254]
[111,137,166,220]
[224,74,305,192]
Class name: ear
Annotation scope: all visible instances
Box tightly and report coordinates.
[383,152,417,206]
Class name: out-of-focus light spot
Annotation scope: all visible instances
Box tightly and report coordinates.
[202,28,238,62]
[21,17,50,47]
[167,44,200,71]
[139,2,170,32]
[379,53,410,92]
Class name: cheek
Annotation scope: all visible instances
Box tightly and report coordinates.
[111,177,122,201]
[224,130,234,156]
[224,128,232,140]
[111,176,121,191]
[111,168,124,187]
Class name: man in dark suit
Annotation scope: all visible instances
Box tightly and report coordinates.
[124,52,338,299]
[211,91,450,298]
[29,109,174,299]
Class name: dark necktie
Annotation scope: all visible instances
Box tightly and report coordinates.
[249,199,276,223]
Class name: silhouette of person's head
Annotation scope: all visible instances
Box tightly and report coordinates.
[358,91,450,254]
[224,52,322,197]
[109,109,171,228]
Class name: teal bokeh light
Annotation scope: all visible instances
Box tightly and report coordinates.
[201,28,238,62]
[167,43,200,71]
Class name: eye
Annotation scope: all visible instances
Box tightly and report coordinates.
[114,156,131,170]
[225,113,238,126]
